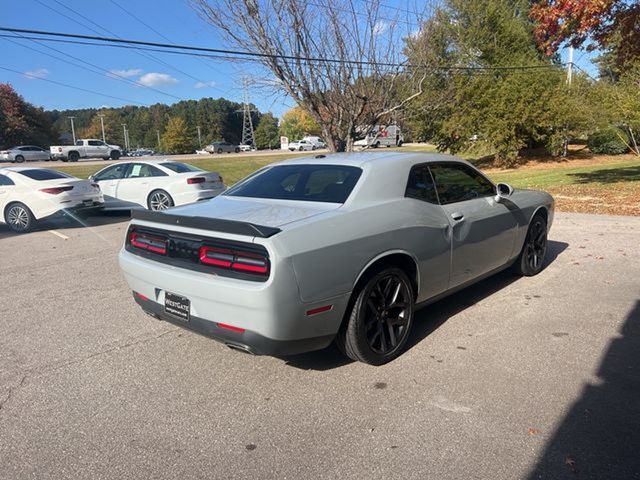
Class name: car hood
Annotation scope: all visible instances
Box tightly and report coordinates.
[167,195,340,228]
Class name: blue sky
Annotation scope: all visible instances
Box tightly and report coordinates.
[1,0,597,116]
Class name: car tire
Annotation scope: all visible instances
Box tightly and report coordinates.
[337,266,415,365]
[234,147,240,153]
[15,155,25,163]
[312,145,316,150]
[110,150,120,160]
[147,190,174,211]
[514,213,548,276]
[5,202,35,233]
[299,146,304,151]
[374,141,380,148]
[68,151,80,162]
[217,148,223,154]
[397,140,403,147]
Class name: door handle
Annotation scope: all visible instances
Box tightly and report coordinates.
[451,212,464,221]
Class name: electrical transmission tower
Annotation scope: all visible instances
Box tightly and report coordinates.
[237,77,256,147]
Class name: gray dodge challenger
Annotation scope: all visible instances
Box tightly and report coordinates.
[119,152,554,365]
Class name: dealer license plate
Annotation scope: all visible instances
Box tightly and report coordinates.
[164,292,190,322]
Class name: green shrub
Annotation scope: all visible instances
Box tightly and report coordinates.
[587,128,629,155]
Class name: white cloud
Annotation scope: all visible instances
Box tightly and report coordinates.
[108,68,143,78]
[373,20,389,36]
[24,68,49,80]
[194,80,217,89]
[138,72,178,87]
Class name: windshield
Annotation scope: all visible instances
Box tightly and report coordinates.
[225,164,362,203]
[161,162,202,173]
[18,169,73,181]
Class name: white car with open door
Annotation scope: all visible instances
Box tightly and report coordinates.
[89,160,225,211]
[0,167,104,233]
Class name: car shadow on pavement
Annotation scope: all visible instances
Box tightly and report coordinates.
[0,211,131,240]
[286,240,568,371]
[526,300,640,479]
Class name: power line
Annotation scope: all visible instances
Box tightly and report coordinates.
[2,33,182,101]
[30,0,215,88]
[0,27,568,71]
[0,65,145,105]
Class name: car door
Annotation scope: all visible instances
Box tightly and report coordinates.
[32,147,49,161]
[429,162,517,287]
[87,140,104,157]
[92,163,129,208]
[116,163,168,208]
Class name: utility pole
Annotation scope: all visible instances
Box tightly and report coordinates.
[156,130,161,150]
[566,45,574,85]
[67,116,76,143]
[196,125,202,149]
[98,114,106,142]
[121,124,128,151]
[236,77,255,147]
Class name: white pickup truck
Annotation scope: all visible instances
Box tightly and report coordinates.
[50,139,122,162]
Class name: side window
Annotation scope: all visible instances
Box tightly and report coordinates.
[405,164,438,204]
[94,164,128,181]
[75,140,83,146]
[429,163,495,205]
[125,164,167,178]
[0,174,15,186]
[88,140,102,146]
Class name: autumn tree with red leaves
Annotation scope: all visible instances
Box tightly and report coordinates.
[531,1,640,77]
[0,83,56,148]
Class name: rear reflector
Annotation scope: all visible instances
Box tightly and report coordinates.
[134,291,149,301]
[40,186,73,195]
[306,305,333,316]
[129,231,167,255]
[200,245,269,275]
[187,177,205,184]
[217,322,245,333]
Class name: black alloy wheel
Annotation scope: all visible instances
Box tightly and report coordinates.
[515,214,547,276]
[338,267,414,365]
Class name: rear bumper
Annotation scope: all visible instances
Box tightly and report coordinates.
[133,293,334,356]
[119,246,349,356]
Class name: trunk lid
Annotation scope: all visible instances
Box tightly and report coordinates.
[167,195,340,228]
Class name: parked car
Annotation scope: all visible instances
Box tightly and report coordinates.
[129,148,156,157]
[50,139,122,162]
[302,136,326,149]
[0,167,104,233]
[1,146,52,163]
[119,152,554,365]
[288,139,317,151]
[238,144,255,152]
[205,142,240,154]
[89,160,225,211]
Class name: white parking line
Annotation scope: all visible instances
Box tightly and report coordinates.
[48,230,69,240]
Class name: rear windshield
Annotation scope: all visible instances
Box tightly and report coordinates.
[17,169,72,181]
[161,162,202,173]
[225,164,362,203]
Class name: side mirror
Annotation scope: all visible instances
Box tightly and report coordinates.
[494,182,514,203]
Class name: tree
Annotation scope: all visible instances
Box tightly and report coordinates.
[278,107,320,141]
[192,0,432,151]
[405,0,594,166]
[254,112,279,149]
[531,1,640,77]
[80,109,123,144]
[0,83,56,148]
[162,117,194,153]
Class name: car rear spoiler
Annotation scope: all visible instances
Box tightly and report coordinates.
[131,210,282,238]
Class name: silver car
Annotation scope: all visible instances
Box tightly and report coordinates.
[1,145,51,163]
[119,152,554,365]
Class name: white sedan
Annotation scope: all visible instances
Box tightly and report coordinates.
[1,145,51,163]
[288,140,316,151]
[89,160,225,211]
[0,167,104,233]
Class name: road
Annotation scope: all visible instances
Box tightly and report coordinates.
[4,148,329,169]
[0,212,638,479]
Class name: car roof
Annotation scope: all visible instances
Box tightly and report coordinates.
[271,151,471,169]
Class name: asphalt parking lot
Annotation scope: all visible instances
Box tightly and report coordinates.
[0,212,638,479]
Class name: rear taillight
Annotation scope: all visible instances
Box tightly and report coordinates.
[40,186,73,195]
[129,231,167,255]
[199,245,269,275]
[187,177,205,184]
